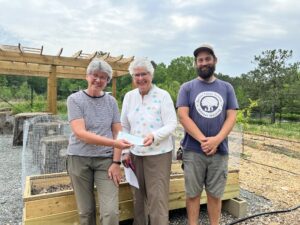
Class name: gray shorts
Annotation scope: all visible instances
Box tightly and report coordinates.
[183,150,228,198]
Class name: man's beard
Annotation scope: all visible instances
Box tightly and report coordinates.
[197,65,215,80]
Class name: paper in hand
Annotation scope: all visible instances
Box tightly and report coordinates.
[124,166,139,189]
[117,131,144,146]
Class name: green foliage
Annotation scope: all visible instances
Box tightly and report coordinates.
[236,99,258,125]
[57,100,67,114]
[11,99,47,114]
[244,122,300,141]
[0,76,8,86]
[15,82,32,100]
[251,49,298,123]
[156,80,181,104]
[57,78,87,100]
[167,56,195,84]
[27,77,47,94]
[275,113,300,122]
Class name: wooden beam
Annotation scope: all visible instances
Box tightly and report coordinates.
[18,43,23,53]
[0,51,131,71]
[87,51,97,60]
[0,68,49,77]
[0,61,50,71]
[47,65,57,114]
[0,61,129,79]
[106,55,123,62]
[118,56,134,64]
[113,70,130,78]
[72,50,82,58]
[57,48,63,56]
[97,53,110,60]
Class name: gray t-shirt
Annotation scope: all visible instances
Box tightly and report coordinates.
[176,78,239,154]
[67,91,120,157]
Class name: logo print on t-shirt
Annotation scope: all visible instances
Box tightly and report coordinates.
[195,91,224,118]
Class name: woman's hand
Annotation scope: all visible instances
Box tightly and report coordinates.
[121,153,135,171]
[108,163,121,187]
[114,139,132,149]
[143,133,154,146]
[121,153,131,168]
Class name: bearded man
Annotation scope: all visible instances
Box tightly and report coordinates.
[176,44,239,225]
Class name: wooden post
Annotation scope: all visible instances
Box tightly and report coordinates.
[112,75,117,98]
[47,65,57,114]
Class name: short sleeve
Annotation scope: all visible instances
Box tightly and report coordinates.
[176,83,190,108]
[67,95,83,122]
[226,84,239,110]
[110,96,121,123]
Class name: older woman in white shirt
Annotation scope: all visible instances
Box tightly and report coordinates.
[121,58,177,225]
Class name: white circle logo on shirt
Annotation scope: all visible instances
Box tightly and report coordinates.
[195,91,223,118]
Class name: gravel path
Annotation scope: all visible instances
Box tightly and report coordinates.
[0,135,22,225]
[0,134,299,225]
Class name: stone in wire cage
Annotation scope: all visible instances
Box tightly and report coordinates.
[21,115,71,191]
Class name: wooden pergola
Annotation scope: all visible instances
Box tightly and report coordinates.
[0,44,134,114]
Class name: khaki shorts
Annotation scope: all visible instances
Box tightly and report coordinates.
[183,150,228,198]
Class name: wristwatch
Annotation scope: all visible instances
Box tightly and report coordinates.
[112,160,121,165]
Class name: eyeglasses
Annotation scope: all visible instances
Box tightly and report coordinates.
[90,74,109,81]
[133,72,149,78]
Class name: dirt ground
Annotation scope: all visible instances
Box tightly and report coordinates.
[239,133,300,224]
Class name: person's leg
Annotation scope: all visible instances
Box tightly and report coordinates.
[186,195,200,225]
[131,154,148,225]
[93,157,119,225]
[207,193,222,225]
[144,151,172,225]
[183,150,207,225]
[67,155,96,225]
[205,154,229,225]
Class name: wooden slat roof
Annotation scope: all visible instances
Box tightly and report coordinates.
[0,44,133,79]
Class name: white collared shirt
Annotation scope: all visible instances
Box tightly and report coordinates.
[121,85,177,156]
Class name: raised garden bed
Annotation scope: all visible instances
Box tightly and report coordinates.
[23,162,239,225]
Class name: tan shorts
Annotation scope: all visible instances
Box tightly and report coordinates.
[183,150,228,198]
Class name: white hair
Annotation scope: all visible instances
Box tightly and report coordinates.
[128,58,154,77]
[86,59,113,82]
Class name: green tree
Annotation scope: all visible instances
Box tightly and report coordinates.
[167,56,195,84]
[252,49,298,123]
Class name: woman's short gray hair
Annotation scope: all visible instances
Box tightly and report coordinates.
[128,58,154,77]
[86,59,113,82]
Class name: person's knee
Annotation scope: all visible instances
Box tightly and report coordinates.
[186,194,200,203]
[101,203,119,217]
[79,207,95,215]
[206,192,221,203]
[78,210,96,225]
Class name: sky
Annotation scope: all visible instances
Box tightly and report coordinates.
[0,0,299,77]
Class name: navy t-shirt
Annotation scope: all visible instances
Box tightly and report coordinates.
[176,78,239,155]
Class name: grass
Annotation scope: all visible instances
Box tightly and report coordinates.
[244,122,300,141]
[0,99,68,115]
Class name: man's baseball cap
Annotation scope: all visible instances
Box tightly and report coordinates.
[193,44,216,58]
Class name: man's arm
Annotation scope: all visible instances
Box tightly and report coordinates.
[202,109,237,155]
[177,106,207,144]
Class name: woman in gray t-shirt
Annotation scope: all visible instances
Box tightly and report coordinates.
[66,59,131,225]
